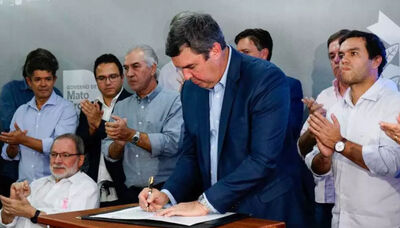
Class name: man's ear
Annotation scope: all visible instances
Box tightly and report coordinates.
[260,48,270,61]
[150,63,157,77]
[209,42,222,60]
[372,55,382,71]
[26,77,32,87]
[78,155,85,169]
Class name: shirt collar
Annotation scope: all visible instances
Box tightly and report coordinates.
[134,84,161,102]
[208,46,232,91]
[344,77,384,106]
[96,87,124,108]
[47,171,82,184]
[332,79,342,98]
[27,90,57,109]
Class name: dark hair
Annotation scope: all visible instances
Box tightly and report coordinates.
[166,12,226,59]
[327,29,350,48]
[23,48,58,78]
[234,28,273,60]
[51,133,85,155]
[93,53,123,77]
[339,30,387,76]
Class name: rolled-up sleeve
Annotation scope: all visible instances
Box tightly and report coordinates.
[363,142,400,177]
[148,96,183,157]
[42,102,78,154]
[306,147,333,177]
[101,137,120,162]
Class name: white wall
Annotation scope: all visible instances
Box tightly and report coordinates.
[1,0,400,98]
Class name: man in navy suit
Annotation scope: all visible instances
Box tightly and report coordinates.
[235,28,315,221]
[139,12,307,227]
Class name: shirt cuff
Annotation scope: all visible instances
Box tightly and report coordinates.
[305,149,332,177]
[42,138,54,155]
[201,193,219,214]
[362,144,397,176]
[147,133,165,157]
[161,189,177,205]
[101,139,120,162]
[1,145,20,161]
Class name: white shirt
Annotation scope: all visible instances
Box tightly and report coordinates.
[311,78,400,228]
[301,77,397,204]
[300,79,343,204]
[158,61,183,91]
[96,89,123,202]
[0,171,99,228]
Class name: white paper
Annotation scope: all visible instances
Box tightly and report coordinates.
[90,206,235,226]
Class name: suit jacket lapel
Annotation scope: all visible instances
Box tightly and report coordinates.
[217,49,241,159]
[196,86,211,184]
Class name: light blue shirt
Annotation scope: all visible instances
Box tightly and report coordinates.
[209,53,230,185]
[1,91,78,183]
[103,85,183,188]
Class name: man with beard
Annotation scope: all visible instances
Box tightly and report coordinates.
[309,30,400,227]
[0,133,99,228]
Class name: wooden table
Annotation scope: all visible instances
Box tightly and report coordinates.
[38,204,285,228]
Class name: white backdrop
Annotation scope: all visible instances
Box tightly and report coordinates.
[1,0,400,101]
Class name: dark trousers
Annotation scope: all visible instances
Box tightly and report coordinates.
[0,158,18,208]
[120,182,165,204]
[315,202,334,228]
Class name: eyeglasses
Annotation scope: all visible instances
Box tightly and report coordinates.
[95,74,121,82]
[50,152,81,159]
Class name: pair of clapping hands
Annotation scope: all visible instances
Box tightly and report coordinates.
[80,99,128,141]
[303,97,400,149]
[0,181,33,218]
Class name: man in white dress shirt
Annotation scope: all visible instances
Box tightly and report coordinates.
[298,29,349,227]
[0,133,99,228]
[309,30,400,228]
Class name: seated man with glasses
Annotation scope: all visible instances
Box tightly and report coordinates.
[76,54,131,207]
[0,133,99,228]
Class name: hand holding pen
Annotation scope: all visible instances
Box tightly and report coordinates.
[138,176,169,212]
[146,176,154,212]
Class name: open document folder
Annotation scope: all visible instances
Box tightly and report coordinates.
[82,206,243,227]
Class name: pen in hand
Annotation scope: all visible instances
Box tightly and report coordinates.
[146,176,154,212]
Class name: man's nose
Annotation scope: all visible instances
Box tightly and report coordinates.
[340,55,349,64]
[182,69,192,80]
[54,154,63,163]
[333,54,341,64]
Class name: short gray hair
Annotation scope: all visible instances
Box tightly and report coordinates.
[127,44,158,67]
[51,133,85,155]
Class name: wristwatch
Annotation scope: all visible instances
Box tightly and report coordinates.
[198,194,213,213]
[30,209,41,224]
[131,131,141,145]
[334,138,347,153]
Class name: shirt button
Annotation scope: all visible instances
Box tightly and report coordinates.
[138,121,142,125]
[136,154,139,158]
[38,113,41,116]
[137,172,141,175]
[32,165,34,168]
[141,106,144,109]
